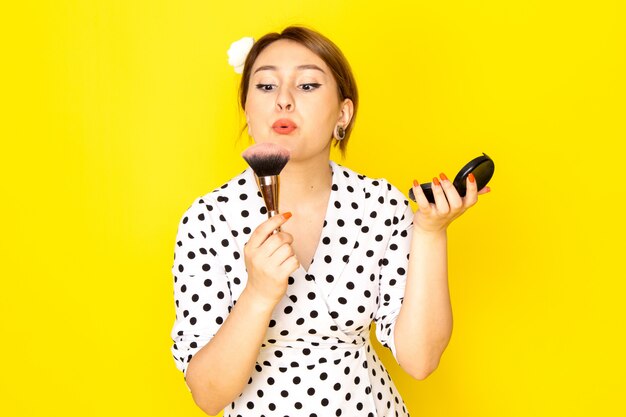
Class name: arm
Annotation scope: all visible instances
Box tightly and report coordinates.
[186,289,278,415]
[394,229,452,380]
[171,204,297,415]
[394,173,488,380]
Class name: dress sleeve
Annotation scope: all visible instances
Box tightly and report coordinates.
[170,196,232,385]
[374,185,414,363]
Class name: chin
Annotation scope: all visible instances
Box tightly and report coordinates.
[268,137,298,149]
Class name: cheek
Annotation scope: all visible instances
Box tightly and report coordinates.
[303,94,340,125]
[244,99,265,131]
[318,106,341,131]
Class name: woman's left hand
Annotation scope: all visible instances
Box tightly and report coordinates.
[411,172,491,233]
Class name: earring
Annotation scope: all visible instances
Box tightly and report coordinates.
[335,125,346,141]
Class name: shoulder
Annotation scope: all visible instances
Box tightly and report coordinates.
[333,161,410,209]
[333,161,413,234]
[189,167,256,208]
[176,167,256,227]
[202,167,255,204]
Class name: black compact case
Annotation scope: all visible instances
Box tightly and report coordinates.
[408,153,495,203]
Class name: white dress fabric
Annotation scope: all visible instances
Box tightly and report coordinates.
[171,160,414,417]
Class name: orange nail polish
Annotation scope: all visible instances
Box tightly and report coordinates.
[413,179,419,187]
[433,177,440,186]
[468,173,475,183]
[439,172,448,181]
[282,212,292,220]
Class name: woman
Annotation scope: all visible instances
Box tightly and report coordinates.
[171,26,490,417]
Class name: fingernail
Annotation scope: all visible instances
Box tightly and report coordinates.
[413,179,419,187]
[439,172,448,181]
[282,212,292,220]
[433,177,440,186]
[468,173,475,183]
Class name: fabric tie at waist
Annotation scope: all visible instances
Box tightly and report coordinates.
[257,335,370,370]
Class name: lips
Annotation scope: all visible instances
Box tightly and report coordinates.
[272,119,297,135]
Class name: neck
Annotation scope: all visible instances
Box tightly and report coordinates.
[277,154,332,207]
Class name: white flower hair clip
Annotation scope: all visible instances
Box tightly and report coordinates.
[227,37,255,74]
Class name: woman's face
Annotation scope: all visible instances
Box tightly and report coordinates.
[245,39,353,162]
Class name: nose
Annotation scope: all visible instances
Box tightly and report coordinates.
[275,87,294,112]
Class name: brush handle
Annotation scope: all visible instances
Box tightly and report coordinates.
[256,175,281,233]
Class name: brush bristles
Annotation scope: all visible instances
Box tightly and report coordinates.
[241,143,291,177]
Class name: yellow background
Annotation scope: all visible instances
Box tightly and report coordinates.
[2,1,625,415]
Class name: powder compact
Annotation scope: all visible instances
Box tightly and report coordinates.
[408,153,495,204]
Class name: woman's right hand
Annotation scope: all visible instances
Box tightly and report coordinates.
[243,212,299,307]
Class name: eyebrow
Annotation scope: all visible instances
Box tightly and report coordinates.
[253,64,326,74]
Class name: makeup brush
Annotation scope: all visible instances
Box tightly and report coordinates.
[241,143,291,231]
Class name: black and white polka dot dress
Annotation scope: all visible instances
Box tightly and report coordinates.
[171,160,413,417]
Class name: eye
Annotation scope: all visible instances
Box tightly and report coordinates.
[299,83,322,92]
[255,84,276,92]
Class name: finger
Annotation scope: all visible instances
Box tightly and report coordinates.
[278,254,300,274]
[431,176,450,214]
[477,186,491,195]
[412,179,433,213]
[438,172,463,212]
[248,212,293,249]
[258,232,294,259]
[463,173,479,207]
[270,242,296,265]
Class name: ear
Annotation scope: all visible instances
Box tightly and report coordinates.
[337,98,354,127]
